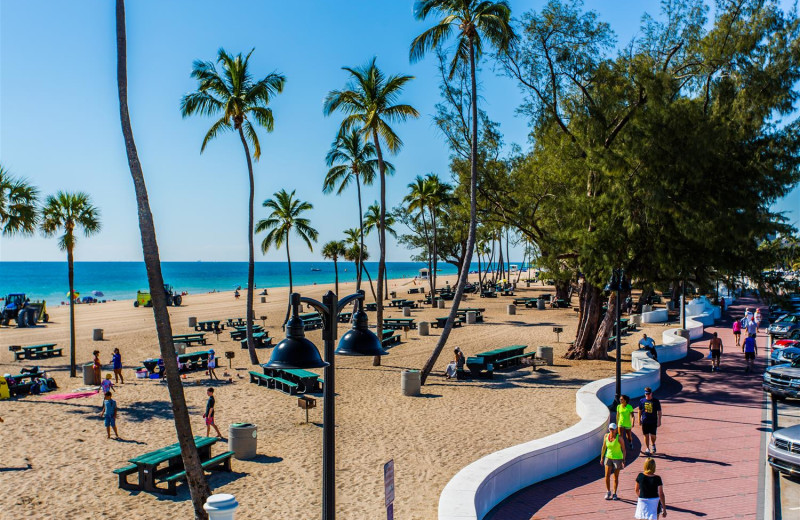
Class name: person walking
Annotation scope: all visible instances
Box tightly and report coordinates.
[111,348,124,384]
[743,334,758,373]
[100,391,119,439]
[754,308,763,333]
[708,332,723,372]
[203,387,223,438]
[207,350,218,381]
[745,316,757,339]
[639,387,662,455]
[634,457,667,519]
[600,423,626,500]
[732,318,741,346]
[617,395,636,449]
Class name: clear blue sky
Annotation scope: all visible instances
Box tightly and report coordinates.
[1,0,797,262]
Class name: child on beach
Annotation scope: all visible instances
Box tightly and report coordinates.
[111,348,123,384]
[207,350,218,380]
[203,388,222,438]
[100,374,115,395]
[100,391,119,439]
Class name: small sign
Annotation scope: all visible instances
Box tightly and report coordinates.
[384,459,395,508]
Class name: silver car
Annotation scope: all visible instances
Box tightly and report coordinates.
[768,313,800,339]
[769,424,800,475]
[763,357,800,399]
[771,346,800,366]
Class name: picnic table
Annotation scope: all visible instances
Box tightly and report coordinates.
[14,343,61,361]
[408,287,422,294]
[456,308,484,322]
[171,333,207,346]
[432,316,464,328]
[252,366,324,394]
[230,325,263,341]
[480,290,497,298]
[240,332,272,349]
[114,436,232,495]
[381,328,401,347]
[501,290,515,296]
[300,312,323,331]
[365,302,378,311]
[383,317,416,330]
[475,345,530,370]
[195,320,223,332]
[227,318,245,328]
[4,370,57,396]
[389,298,407,307]
[142,350,219,375]
[550,299,570,308]
[338,311,352,323]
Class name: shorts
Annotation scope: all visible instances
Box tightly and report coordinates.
[642,422,658,435]
[745,351,755,360]
[205,416,215,426]
[605,458,623,470]
[733,330,741,336]
[104,416,116,428]
[710,350,721,361]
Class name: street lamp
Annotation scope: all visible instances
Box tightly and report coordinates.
[606,268,631,406]
[264,290,387,520]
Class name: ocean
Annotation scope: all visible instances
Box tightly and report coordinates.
[0,261,468,304]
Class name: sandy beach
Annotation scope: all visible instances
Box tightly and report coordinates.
[0,275,669,519]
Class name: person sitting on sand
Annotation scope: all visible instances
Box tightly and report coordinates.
[445,347,466,379]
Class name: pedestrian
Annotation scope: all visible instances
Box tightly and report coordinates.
[732,318,741,346]
[600,423,626,500]
[745,316,757,338]
[638,387,662,455]
[111,348,124,384]
[207,350,218,381]
[743,334,758,373]
[754,308,763,333]
[634,457,667,519]
[626,296,634,315]
[100,391,119,439]
[92,350,102,386]
[708,332,723,372]
[234,289,240,300]
[203,387,223,438]
[617,395,636,449]
[100,373,115,394]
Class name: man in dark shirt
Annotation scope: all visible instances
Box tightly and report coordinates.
[203,387,222,438]
[639,387,662,456]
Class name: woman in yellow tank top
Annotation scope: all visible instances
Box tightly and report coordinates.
[600,423,626,500]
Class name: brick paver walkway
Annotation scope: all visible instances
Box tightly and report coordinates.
[487,297,766,520]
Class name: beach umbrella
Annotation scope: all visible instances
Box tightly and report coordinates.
[67,291,80,298]
[92,290,104,297]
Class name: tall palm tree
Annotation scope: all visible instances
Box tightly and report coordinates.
[323,128,386,291]
[363,202,397,297]
[344,227,377,301]
[180,48,285,365]
[115,3,210,515]
[40,192,100,377]
[0,165,38,238]
[410,0,514,385]
[323,58,419,346]
[256,189,318,294]
[322,240,347,295]
[424,174,452,294]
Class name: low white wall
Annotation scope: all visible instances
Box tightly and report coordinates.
[438,300,724,520]
[641,308,669,323]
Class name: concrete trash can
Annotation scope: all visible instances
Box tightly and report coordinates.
[260,296,266,304]
[92,328,104,341]
[228,423,258,460]
[401,370,421,396]
[418,322,430,336]
[537,299,546,310]
[642,304,652,313]
[82,363,95,385]
[437,299,445,309]
[402,306,411,317]
[507,304,516,316]
[175,343,186,355]
[466,311,477,324]
[630,314,642,326]
[188,317,197,328]
[537,346,554,366]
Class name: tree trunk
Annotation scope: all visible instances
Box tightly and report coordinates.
[587,291,616,360]
[420,211,433,296]
[356,175,364,291]
[637,285,653,313]
[237,127,259,365]
[67,246,76,378]
[420,35,478,385]
[286,236,293,294]
[115,2,210,517]
[371,129,387,366]
[432,210,438,295]
[564,281,603,360]
[363,262,377,301]
[555,280,571,301]
[333,258,339,296]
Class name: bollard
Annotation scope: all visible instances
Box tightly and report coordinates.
[466,311,477,325]
[260,296,266,304]
[188,317,197,328]
[537,346,554,366]
[401,370,421,396]
[92,329,104,341]
[418,321,430,336]
[204,494,239,520]
[402,306,411,317]
[437,299,445,309]
[507,304,516,316]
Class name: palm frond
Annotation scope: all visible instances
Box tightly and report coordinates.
[410,21,454,63]
[242,121,262,160]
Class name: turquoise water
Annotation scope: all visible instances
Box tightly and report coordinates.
[0,261,466,304]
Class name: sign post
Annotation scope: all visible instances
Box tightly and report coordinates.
[384,459,395,520]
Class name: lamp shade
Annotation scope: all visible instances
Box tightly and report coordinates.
[335,327,387,357]
[264,334,329,369]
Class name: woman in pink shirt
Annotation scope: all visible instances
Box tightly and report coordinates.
[732,319,741,346]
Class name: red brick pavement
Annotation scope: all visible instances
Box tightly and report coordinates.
[486,297,766,520]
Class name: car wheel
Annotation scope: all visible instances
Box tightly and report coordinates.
[133,301,139,308]
[792,331,800,340]
[173,295,182,306]
[43,314,49,323]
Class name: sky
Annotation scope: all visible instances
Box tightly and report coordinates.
[1,0,798,263]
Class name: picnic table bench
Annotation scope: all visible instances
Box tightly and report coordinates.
[230,326,264,341]
[240,332,272,349]
[142,350,219,375]
[14,343,61,361]
[513,297,534,305]
[550,298,570,308]
[365,302,378,311]
[462,356,494,379]
[456,308,484,322]
[432,316,464,328]
[338,311,353,323]
[253,366,324,394]
[114,436,231,495]
[171,333,207,346]
[383,318,416,330]
[227,318,246,327]
[195,320,223,332]
[381,329,401,347]
[408,287,422,294]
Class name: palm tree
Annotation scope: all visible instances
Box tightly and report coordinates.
[404,175,436,294]
[322,240,347,295]
[363,202,397,297]
[410,0,514,385]
[40,192,100,377]
[323,128,387,291]
[323,58,419,345]
[256,189,318,295]
[116,3,210,515]
[0,165,38,238]
[180,48,285,365]
[344,227,377,301]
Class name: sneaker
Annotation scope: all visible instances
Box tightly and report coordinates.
[605,491,612,500]
[652,445,657,454]
[612,494,619,501]
[644,448,651,456]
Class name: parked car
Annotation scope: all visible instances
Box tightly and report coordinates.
[768,313,800,339]
[763,356,800,400]
[768,424,800,475]
[771,346,800,366]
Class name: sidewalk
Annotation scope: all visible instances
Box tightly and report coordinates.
[486,297,766,520]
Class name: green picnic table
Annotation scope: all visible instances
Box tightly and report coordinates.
[365,302,378,311]
[338,311,353,323]
[255,366,324,394]
[195,320,222,332]
[390,298,407,307]
[383,318,416,330]
[432,316,463,328]
[15,343,61,361]
[227,317,245,327]
[476,345,527,366]
[240,332,272,349]
[171,333,207,346]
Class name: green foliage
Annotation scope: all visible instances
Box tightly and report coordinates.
[256,189,318,253]
[0,165,39,236]
[322,240,347,262]
[364,202,397,239]
[40,191,101,252]
[324,128,388,194]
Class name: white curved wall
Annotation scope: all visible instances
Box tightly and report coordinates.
[438,299,725,520]
[641,308,669,323]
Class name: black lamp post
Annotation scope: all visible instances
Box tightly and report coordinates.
[607,268,630,405]
[264,289,387,520]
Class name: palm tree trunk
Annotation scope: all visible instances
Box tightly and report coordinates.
[237,127,259,365]
[432,210,438,294]
[420,35,479,385]
[363,262,378,300]
[356,175,364,291]
[371,129,387,366]
[67,246,76,378]
[286,236,293,294]
[115,2,210,517]
[333,258,339,295]
[420,211,433,296]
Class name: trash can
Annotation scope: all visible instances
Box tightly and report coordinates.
[175,343,186,355]
[466,311,477,324]
[537,346,554,366]
[507,304,516,315]
[228,423,258,460]
[83,363,95,385]
[188,317,197,328]
[92,328,104,341]
[537,299,546,310]
[402,306,411,317]
[437,299,445,309]
[401,370,420,396]
[260,297,266,304]
[418,322,430,336]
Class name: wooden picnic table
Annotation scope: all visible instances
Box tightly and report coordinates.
[16,343,61,360]
[383,318,416,330]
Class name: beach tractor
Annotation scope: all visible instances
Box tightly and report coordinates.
[1,293,49,327]
[134,284,182,308]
